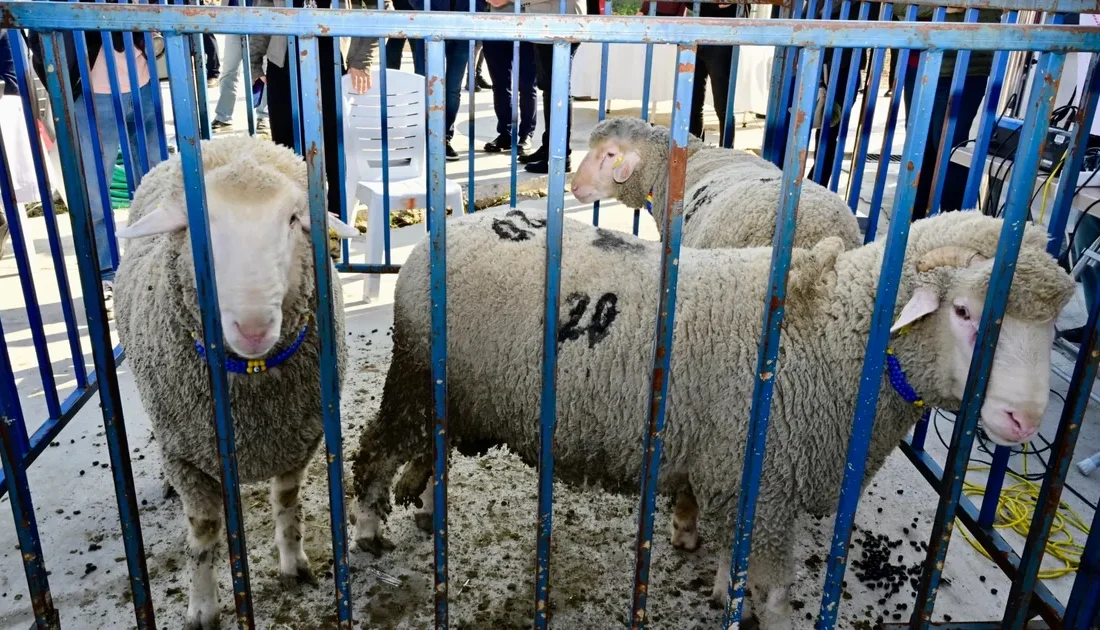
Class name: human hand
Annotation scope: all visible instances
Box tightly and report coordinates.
[348,67,371,94]
[486,0,509,8]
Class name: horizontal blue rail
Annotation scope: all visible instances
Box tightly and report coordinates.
[3,5,1098,51]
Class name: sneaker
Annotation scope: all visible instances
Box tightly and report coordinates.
[211,119,233,132]
[476,74,492,91]
[518,145,547,165]
[524,155,571,174]
[207,76,220,89]
[445,143,460,162]
[255,118,270,136]
[102,280,115,318]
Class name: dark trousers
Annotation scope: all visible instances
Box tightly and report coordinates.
[411,39,470,141]
[266,38,342,218]
[901,71,988,219]
[385,0,413,69]
[203,33,220,79]
[483,39,537,139]
[809,47,855,185]
[690,45,733,142]
[533,42,580,155]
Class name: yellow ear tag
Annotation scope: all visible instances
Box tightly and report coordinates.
[611,155,624,169]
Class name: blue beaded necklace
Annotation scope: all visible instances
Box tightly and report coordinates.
[885,325,923,407]
[645,187,654,215]
[191,319,310,375]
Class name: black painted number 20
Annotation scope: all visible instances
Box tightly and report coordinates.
[558,292,619,348]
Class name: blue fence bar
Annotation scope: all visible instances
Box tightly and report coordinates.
[910,50,1067,627]
[811,0,848,185]
[720,2,741,149]
[0,124,62,426]
[295,35,355,627]
[141,0,170,162]
[90,0,139,197]
[0,329,58,629]
[121,30,152,178]
[329,0,353,265]
[8,31,87,391]
[723,46,824,627]
[845,2,891,212]
[532,40,573,630]
[424,37,451,630]
[628,44,695,630]
[961,10,1018,210]
[1046,51,1100,257]
[827,0,869,193]
[1065,506,1100,627]
[927,8,979,215]
[1003,287,1100,626]
[163,33,255,627]
[591,0,612,225]
[864,4,920,243]
[816,42,944,630]
[38,27,156,628]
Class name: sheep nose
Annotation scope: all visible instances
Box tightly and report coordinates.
[235,319,273,344]
[1006,410,1040,441]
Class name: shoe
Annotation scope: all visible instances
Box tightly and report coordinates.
[524,156,571,174]
[445,143,460,162]
[483,133,529,154]
[255,118,270,136]
[211,119,233,132]
[476,74,492,91]
[207,76,220,89]
[518,145,547,165]
[102,280,115,319]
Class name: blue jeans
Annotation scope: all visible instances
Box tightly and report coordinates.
[214,34,268,124]
[482,39,536,139]
[901,71,988,219]
[74,83,162,281]
[411,39,470,141]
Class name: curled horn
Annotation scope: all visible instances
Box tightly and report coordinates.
[916,246,987,273]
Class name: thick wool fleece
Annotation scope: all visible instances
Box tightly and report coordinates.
[114,135,348,490]
[588,117,863,251]
[353,208,1072,603]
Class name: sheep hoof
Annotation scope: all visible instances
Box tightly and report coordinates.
[355,535,396,557]
[281,566,318,589]
[414,512,433,534]
[163,480,178,500]
[183,609,220,630]
[671,535,702,553]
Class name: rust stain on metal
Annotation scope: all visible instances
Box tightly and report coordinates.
[769,295,783,312]
[907,161,915,172]
[677,61,695,73]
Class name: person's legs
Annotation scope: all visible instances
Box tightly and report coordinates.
[938,73,989,213]
[319,38,343,219]
[518,42,537,141]
[203,33,220,81]
[702,45,733,144]
[386,38,406,70]
[689,53,709,139]
[266,62,295,150]
[75,93,122,282]
[808,47,853,182]
[411,39,426,77]
[482,39,514,139]
[213,35,243,125]
[532,43,552,158]
[138,83,164,171]
[1074,213,1100,319]
[443,40,470,143]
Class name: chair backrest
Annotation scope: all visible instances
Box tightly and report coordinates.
[342,70,426,183]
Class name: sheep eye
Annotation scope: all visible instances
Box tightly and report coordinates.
[953,305,970,321]
[289,215,299,227]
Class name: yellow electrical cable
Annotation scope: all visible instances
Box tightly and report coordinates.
[954,444,1090,580]
[1037,152,1067,226]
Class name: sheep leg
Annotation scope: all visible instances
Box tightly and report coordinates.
[670,485,701,552]
[350,416,405,557]
[271,467,317,588]
[169,461,224,630]
[392,456,434,534]
[709,504,794,630]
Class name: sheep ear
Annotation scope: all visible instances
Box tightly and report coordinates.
[612,150,641,184]
[299,211,361,239]
[116,206,188,239]
[890,287,940,333]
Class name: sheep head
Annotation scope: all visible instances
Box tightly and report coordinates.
[117,147,360,359]
[889,211,1075,446]
[572,116,655,205]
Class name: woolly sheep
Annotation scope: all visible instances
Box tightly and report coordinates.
[570,116,862,251]
[113,135,360,630]
[350,208,1073,628]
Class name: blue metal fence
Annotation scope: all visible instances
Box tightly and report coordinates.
[0,0,1099,628]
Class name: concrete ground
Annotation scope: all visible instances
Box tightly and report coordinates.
[1,38,1098,629]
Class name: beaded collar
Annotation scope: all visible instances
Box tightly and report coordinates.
[886,325,924,408]
[645,187,654,215]
[191,319,310,375]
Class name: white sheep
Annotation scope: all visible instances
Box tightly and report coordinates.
[350,208,1073,629]
[570,116,863,251]
[113,135,360,630]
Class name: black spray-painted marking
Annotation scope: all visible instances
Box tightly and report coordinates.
[557,292,619,348]
[592,228,646,254]
[506,209,547,229]
[684,183,714,225]
[492,218,533,242]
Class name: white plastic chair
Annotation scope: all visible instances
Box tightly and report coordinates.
[342,71,466,302]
